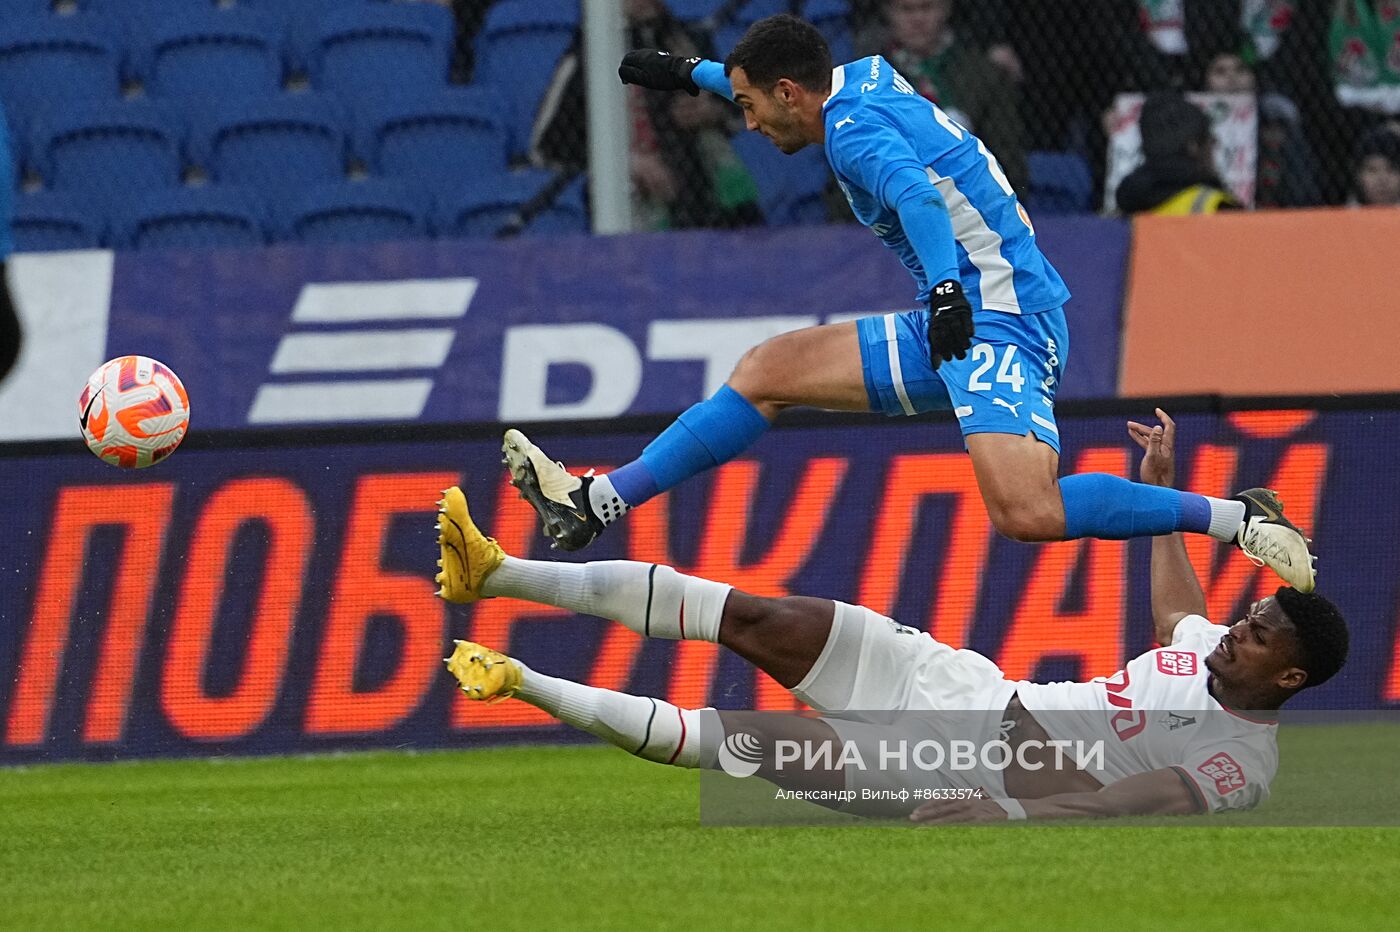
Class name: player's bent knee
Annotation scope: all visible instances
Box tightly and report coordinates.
[987,499,1064,543]
[727,343,775,403]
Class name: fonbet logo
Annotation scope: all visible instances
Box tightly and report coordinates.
[249,278,479,425]
[717,731,765,778]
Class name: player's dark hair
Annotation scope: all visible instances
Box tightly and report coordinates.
[1274,586,1349,690]
[724,14,832,93]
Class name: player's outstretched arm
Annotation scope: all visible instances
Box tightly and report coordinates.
[908,769,1202,824]
[618,50,734,101]
[1128,408,1207,643]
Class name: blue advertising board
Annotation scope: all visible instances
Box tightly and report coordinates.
[0,218,1130,441]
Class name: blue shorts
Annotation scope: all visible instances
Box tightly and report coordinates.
[856,307,1069,453]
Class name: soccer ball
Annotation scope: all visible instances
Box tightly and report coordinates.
[78,355,190,468]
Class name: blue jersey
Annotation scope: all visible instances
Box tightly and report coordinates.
[823,57,1068,314]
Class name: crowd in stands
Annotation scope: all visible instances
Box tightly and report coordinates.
[1,0,1398,253]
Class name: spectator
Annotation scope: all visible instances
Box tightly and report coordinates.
[1201,49,1320,207]
[1349,127,1400,205]
[1135,0,1297,88]
[856,0,1027,194]
[532,0,761,230]
[1116,92,1241,214]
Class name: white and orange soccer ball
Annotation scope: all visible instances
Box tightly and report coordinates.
[78,355,190,468]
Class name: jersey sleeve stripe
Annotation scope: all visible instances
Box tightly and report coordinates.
[1170,765,1210,814]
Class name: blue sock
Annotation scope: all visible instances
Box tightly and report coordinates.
[1058,473,1213,540]
[607,385,770,507]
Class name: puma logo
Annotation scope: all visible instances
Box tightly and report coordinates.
[992,398,1022,417]
[834,116,856,129]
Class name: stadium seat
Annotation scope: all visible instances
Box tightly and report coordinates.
[0,15,122,129]
[525,171,587,236]
[301,2,454,95]
[12,190,105,251]
[803,0,853,63]
[115,185,268,250]
[231,0,341,29]
[189,94,348,194]
[85,0,222,28]
[730,131,830,225]
[435,169,585,239]
[664,0,726,24]
[0,0,69,16]
[711,0,789,57]
[32,99,183,201]
[354,88,509,192]
[1027,150,1093,214]
[277,178,430,244]
[473,0,579,156]
[133,8,286,101]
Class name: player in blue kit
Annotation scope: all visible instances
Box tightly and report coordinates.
[499,15,1316,592]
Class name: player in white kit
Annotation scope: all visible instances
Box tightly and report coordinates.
[436,411,1348,821]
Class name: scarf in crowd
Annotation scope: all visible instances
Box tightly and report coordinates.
[1331,0,1400,88]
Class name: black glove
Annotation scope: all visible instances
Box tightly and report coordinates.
[618,49,702,96]
[927,279,974,369]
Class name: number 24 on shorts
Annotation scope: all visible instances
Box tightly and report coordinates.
[966,344,1025,393]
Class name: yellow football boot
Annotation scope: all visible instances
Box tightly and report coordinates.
[435,485,505,603]
[443,640,522,702]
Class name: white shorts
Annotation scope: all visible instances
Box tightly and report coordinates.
[792,601,1017,716]
[790,602,1019,815]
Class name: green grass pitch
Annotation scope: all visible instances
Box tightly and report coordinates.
[1,738,1396,932]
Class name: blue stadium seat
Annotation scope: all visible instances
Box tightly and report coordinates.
[12,190,105,251]
[85,0,222,28]
[1027,150,1093,214]
[473,0,579,156]
[0,0,69,16]
[803,0,853,63]
[232,0,341,29]
[133,8,286,101]
[730,131,830,225]
[301,2,454,95]
[524,171,586,236]
[32,99,183,201]
[0,15,122,129]
[2,99,25,187]
[712,0,789,57]
[189,94,348,193]
[664,0,726,24]
[435,169,585,239]
[354,89,509,192]
[277,178,430,244]
[115,185,267,250]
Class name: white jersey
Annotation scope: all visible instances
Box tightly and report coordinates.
[1015,615,1278,813]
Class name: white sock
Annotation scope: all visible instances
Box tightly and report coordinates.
[481,557,728,642]
[1205,496,1247,542]
[588,474,629,527]
[515,663,718,767]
